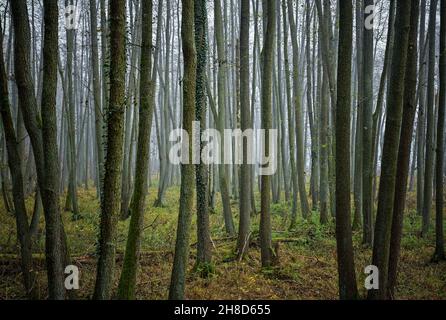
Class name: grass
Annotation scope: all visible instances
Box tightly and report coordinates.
[0,184,445,300]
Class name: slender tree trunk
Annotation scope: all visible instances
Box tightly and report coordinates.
[417,0,427,216]
[353,0,363,233]
[155,0,173,207]
[236,0,252,260]
[120,2,141,219]
[169,0,197,300]
[195,0,212,267]
[65,0,80,220]
[320,70,329,225]
[276,2,290,204]
[282,0,298,229]
[316,0,336,219]
[89,0,105,199]
[0,17,36,299]
[11,0,67,300]
[287,0,311,220]
[0,139,13,214]
[335,0,358,300]
[432,0,446,262]
[42,0,67,299]
[408,129,418,191]
[260,0,275,268]
[306,0,319,211]
[29,188,42,238]
[94,0,127,300]
[315,0,337,111]
[100,0,109,147]
[421,0,438,237]
[250,0,260,217]
[368,0,412,300]
[387,0,420,299]
[214,0,235,235]
[372,0,395,166]
[117,0,153,299]
[362,0,374,246]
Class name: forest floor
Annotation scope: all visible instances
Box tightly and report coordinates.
[0,184,445,300]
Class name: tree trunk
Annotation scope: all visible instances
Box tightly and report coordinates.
[169,0,197,300]
[335,0,358,300]
[387,0,420,299]
[236,0,252,260]
[11,0,67,300]
[0,16,36,299]
[276,1,290,204]
[195,0,212,267]
[353,0,363,233]
[90,0,104,199]
[287,0,311,220]
[368,0,412,300]
[64,0,80,220]
[320,70,330,225]
[362,0,374,246]
[260,0,275,268]
[432,0,446,262]
[214,0,235,235]
[94,0,127,300]
[306,0,319,212]
[282,0,299,229]
[117,0,153,299]
[417,0,427,216]
[421,0,438,237]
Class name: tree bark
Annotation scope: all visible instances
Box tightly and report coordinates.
[432,0,446,262]
[417,0,427,216]
[89,0,105,199]
[0,15,36,299]
[10,0,67,300]
[236,0,252,260]
[335,0,358,300]
[117,0,153,299]
[387,0,420,299]
[94,0,127,300]
[353,0,363,233]
[260,0,275,268]
[214,0,235,235]
[64,0,80,219]
[421,0,438,237]
[282,0,299,230]
[287,0,311,221]
[169,0,197,300]
[368,0,412,300]
[195,0,212,267]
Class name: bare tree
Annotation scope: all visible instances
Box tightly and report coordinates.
[195,0,212,267]
[432,0,446,262]
[118,0,154,299]
[335,0,358,300]
[260,0,276,268]
[237,0,251,259]
[169,0,197,300]
[369,0,412,300]
[0,14,36,299]
[94,0,127,300]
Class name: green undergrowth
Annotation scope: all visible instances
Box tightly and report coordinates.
[0,185,445,300]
